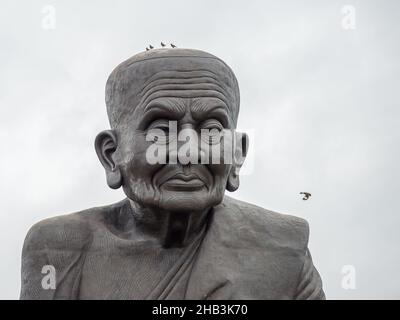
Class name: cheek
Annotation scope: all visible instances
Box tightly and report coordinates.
[208,141,233,175]
[207,163,231,186]
[118,135,163,181]
[205,134,235,166]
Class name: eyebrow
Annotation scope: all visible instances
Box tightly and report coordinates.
[190,100,233,127]
[140,100,186,127]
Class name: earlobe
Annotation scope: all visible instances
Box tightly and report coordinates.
[95,130,122,189]
[226,171,239,192]
[226,131,249,192]
[106,169,122,189]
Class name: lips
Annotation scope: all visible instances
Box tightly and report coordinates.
[157,171,207,191]
[163,177,205,191]
[172,173,201,181]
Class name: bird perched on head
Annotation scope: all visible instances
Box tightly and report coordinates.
[300,192,311,200]
[170,43,176,48]
[149,45,154,49]
[161,42,166,47]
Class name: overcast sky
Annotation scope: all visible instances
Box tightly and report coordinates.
[1,0,399,299]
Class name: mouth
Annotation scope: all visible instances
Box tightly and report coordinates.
[161,173,206,191]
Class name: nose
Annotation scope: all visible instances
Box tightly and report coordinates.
[171,125,204,165]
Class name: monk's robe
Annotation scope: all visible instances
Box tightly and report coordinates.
[20,196,325,299]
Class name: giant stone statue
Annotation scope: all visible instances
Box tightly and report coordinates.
[20,48,325,299]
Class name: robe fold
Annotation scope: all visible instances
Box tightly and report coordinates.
[20,196,325,299]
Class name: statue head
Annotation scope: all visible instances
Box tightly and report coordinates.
[95,48,248,213]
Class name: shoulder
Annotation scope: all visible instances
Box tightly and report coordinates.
[218,195,310,251]
[22,200,126,253]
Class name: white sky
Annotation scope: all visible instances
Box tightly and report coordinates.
[0,0,399,299]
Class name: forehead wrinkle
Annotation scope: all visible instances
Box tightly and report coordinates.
[140,69,225,94]
[140,78,226,99]
[141,77,223,92]
[140,90,231,113]
[140,82,231,108]
[137,69,236,114]
[106,54,240,129]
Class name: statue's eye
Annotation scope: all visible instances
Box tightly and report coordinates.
[147,128,168,144]
[200,120,224,145]
[147,120,173,145]
[200,119,224,131]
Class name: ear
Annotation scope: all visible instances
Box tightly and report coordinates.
[95,130,122,189]
[226,131,249,192]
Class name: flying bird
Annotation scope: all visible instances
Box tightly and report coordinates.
[300,192,311,201]
[170,43,176,48]
[149,45,154,49]
[161,42,166,47]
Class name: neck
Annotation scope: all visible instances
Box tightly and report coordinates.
[128,199,211,248]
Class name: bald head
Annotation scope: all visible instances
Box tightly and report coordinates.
[105,48,240,129]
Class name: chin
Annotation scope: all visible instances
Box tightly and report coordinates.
[158,189,223,213]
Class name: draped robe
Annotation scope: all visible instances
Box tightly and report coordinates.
[20,196,325,299]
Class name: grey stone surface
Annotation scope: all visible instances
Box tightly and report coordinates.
[20,48,325,299]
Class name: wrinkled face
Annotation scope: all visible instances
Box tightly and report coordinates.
[116,94,235,212]
[100,50,245,213]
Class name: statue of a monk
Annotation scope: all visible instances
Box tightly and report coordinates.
[20,48,325,299]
